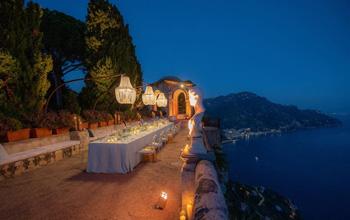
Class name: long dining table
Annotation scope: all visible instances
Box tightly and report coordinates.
[87,121,173,174]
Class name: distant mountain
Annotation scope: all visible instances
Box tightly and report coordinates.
[203,92,341,130]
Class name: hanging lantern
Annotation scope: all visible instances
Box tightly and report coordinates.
[156,92,168,107]
[142,86,156,105]
[115,75,136,104]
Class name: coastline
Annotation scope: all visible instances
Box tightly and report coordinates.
[221,120,342,145]
[221,116,350,220]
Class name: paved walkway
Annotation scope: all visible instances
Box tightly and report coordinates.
[0,127,188,220]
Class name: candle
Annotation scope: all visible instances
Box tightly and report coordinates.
[186,204,193,220]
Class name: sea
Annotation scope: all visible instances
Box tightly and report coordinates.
[224,115,350,220]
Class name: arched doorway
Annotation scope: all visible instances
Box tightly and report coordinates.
[178,93,186,115]
[170,89,191,119]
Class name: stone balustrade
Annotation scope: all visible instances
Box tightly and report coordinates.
[193,160,228,220]
[181,125,228,220]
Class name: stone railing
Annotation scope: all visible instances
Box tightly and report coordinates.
[194,160,228,219]
[180,125,228,220]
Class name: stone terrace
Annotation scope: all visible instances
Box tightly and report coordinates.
[0,127,188,220]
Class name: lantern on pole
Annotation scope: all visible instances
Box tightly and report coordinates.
[115,75,136,104]
[142,86,156,105]
[156,92,168,107]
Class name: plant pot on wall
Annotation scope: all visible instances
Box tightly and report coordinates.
[53,127,69,135]
[31,128,52,138]
[98,121,108,127]
[79,122,89,131]
[107,120,114,126]
[6,128,31,142]
[88,122,98,129]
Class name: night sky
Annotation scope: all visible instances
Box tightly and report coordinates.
[33,0,350,113]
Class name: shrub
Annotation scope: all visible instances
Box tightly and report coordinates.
[100,111,113,121]
[36,111,75,129]
[123,109,137,121]
[82,110,100,123]
[0,115,23,137]
[38,112,59,129]
[57,111,75,128]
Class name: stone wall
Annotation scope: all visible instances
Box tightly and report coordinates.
[193,160,228,220]
[3,133,72,155]
[180,126,228,220]
[0,141,83,181]
[0,125,114,181]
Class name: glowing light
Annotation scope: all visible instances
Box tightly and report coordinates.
[182,144,191,155]
[161,191,168,200]
[180,84,184,88]
[115,75,136,104]
[189,89,199,107]
[188,119,194,135]
[155,191,168,209]
[186,203,193,220]
[156,92,168,107]
[142,86,156,105]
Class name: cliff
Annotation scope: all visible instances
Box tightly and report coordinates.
[204,92,341,131]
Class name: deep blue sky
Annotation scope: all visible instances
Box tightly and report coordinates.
[34,0,350,113]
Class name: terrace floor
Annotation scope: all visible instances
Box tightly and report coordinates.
[0,127,188,220]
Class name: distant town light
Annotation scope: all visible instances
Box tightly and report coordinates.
[180,84,185,88]
[142,86,156,105]
[115,75,136,104]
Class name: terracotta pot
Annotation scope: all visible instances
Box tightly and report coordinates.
[31,128,52,138]
[53,127,69,135]
[6,128,31,142]
[88,122,98,129]
[98,121,108,127]
[107,120,114,125]
[79,122,89,131]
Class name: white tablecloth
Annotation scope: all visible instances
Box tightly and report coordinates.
[87,122,173,174]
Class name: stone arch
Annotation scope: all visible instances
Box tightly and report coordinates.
[169,89,192,119]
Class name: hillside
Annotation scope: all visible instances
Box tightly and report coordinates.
[204,92,341,130]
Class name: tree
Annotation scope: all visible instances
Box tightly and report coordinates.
[41,9,86,109]
[0,0,53,125]
[79,0,143,112]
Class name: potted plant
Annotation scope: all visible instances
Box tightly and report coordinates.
[82,110,99,129]
[100,112,113,126]
[31,113,55,138]
[76,115,88,131]
[52,111,75,135]
[98,111,108,127]
[0,116,30,142]
[124,110,136,122]
[79,120,89,130]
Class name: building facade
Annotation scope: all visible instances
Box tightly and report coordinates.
[152,76,195,119]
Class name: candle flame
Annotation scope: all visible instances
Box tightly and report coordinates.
[189,89,199,107]
[188,119,194,135]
